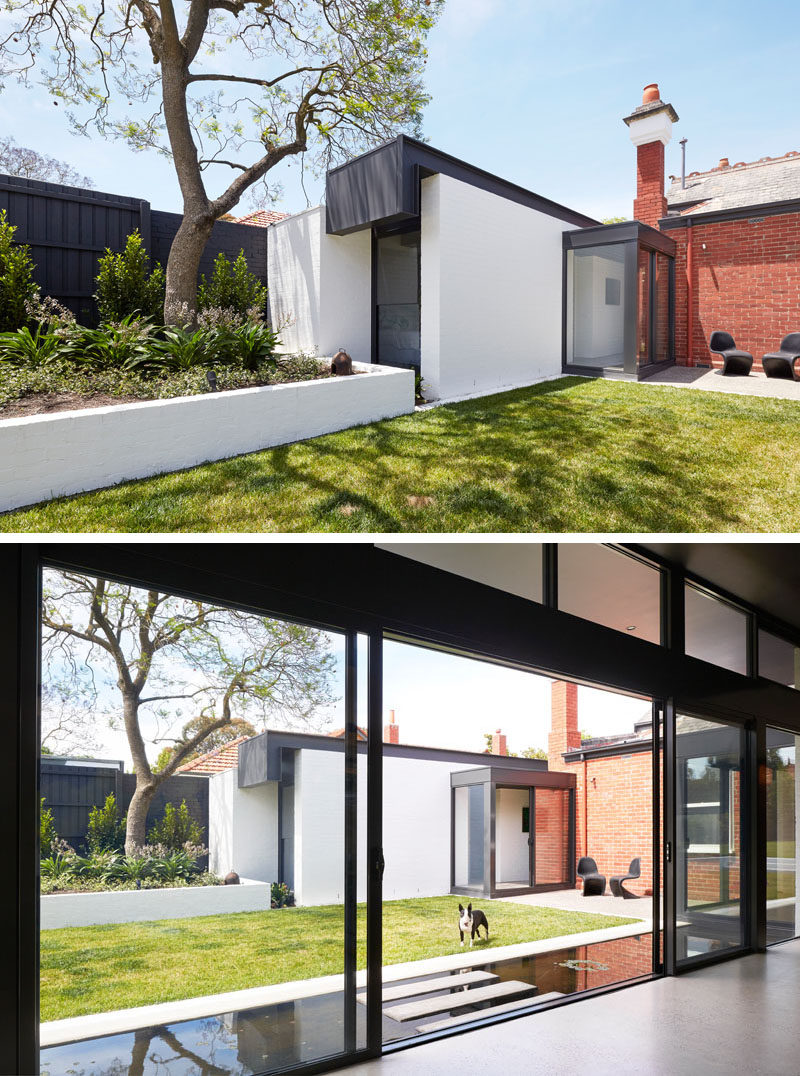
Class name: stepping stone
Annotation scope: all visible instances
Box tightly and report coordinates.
[357,970,498,1005]
[383,980,538,1023]
[421,991,565,1032]
[362,971,498,1005]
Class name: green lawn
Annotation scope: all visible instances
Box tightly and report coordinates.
[40,895,637,1021]
[6,377,800,532]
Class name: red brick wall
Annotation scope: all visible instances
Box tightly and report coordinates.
[548,681,580,772]
[670,211,800,368]
[633,141,668,228]
[534,787,571,884]
[567,751,654,896]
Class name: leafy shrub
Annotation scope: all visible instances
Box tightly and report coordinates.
[86,792,127,853]
[270,881,294,908]
[0,209,38,332]
[151,847,202,883]
[111,848,154,884]
[147,801,204,852]
[214,321,279,371]
[58,316,156,372]
[72,849,120,882]
[148,326,210,370]
[40,798,57,856]
[40,840,76,882]
[0,324,64,367]
[95,231,166,322]
[198,250,267,318]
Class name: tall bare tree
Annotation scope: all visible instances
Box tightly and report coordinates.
[1,1,442,322]
[0,135,95,187]
[42,571,337,853]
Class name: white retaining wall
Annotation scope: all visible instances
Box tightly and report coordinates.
[268,206,372,363]
[41,878,271,929]
[0,362,413,512]
[420,172,577,400]
[209,768,280,884]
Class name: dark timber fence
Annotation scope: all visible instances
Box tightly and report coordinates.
[0,173,268,324]
[40,757,210,854]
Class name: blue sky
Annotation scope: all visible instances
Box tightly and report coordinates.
[1,0,797,220]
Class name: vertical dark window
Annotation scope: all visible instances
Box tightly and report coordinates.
[375,229,420,369]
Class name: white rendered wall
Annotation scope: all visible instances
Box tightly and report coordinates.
[209,768,279,884]
[420,173,577,400]
[294,749,346,906]
[268,206,372,363]
[293,748,484,905]
[496,788,529,884]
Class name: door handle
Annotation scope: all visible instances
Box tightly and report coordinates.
[373,848,385,880]
[665,841,672,863]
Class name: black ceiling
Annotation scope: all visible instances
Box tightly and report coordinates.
[638,543,800,634]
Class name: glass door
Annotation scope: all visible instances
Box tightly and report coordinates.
[674,713,747,966]
[765,726,799,945]
[37,568,374,1076]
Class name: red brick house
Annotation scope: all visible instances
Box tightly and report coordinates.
[626,84,800,372]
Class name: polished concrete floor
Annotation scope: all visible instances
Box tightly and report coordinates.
[341,939,800,1076]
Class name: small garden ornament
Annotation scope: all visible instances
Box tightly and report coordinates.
[331,347,353,375]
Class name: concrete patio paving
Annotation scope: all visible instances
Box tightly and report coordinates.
[498,885,652,922]
[642,365,800,399]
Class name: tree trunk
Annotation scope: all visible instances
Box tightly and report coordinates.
[163,213,215,325]
[125,778,159,855]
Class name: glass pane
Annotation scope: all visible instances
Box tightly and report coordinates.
[532,788,570,886]
[378,542,543,604]
[759,629,800,689]
[496,787,529,887]
[766,727,798,945]
[39,569,358,1075]
[566,244,626,370]
[382,637,654,1048]
[685,586,749,675]
[376,231,420,369]
[637,247,651,365]
[558,545,661,644]
[676,714,745,964]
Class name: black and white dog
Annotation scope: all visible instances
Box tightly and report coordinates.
[458,902,489,948]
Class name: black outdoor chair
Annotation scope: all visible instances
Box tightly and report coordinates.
[761,333,800,380]
[610,858,641,899]
[577,856,606,896]
[708,331,753,376]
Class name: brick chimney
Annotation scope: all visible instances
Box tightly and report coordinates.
[491,729,508,756]
[623,83,679,228]
[384,708,399,744]
[548,680,581,772]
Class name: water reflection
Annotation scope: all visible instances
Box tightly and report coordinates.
[41,937,653,1075]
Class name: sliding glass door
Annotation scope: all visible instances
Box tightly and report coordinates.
[766,726,799,945]
[674,713,747,966]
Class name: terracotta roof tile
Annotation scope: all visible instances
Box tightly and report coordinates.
[174,735,250,775]
[234,209,290,227]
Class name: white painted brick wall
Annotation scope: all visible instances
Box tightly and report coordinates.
[421,173,577,399]
[268,206,372,363]
[209,768,280,884]
[0,362,413,512]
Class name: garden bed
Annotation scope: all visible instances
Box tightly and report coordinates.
[0,354,337,417]
[0,360,414,513]
[41,876,271,929]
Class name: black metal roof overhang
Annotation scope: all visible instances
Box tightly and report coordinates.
[325,134,599,236]
[238,727,549,788]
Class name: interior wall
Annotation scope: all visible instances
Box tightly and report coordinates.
[571,250,626,362]
[496,788,529,883]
